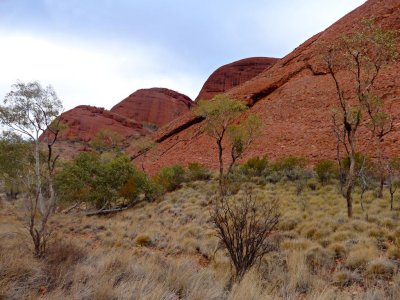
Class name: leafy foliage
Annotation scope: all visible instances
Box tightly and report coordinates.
[271,156,308,181]
[55,152,153,208]
[314,160,338,185]
[0,132,32,197]
[187,163,211,181]
[154,165,186,192]
[196,95,261,194]
[196,95,247,140]
[89,129,123,153]
[241,156,269,177]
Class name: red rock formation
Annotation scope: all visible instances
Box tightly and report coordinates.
[137,0,400,174]
[111,88,193,128]
[196,57,278,101]
[55,105,149,143]
[41,105,151,159]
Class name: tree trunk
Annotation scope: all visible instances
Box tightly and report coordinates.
[35,140,45,215]
[390,191,394,211]
[217,139,224,196]
[378,177,384,198]
[389,181,395,211]
[345,154,356,218]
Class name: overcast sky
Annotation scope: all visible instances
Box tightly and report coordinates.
[0,0,366,111]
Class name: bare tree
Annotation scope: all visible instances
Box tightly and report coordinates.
[324,18,398,217]
[211,192,280,284]
[0,81,63,257]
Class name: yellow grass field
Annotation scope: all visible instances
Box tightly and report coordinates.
[1,179,400,299]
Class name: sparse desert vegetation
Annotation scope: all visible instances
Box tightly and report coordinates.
[0,4,399,300]
[2,170,400,299]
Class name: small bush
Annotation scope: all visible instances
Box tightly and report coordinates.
[305,246,334,273]
[314,160,338,185]
[240,156,269,177]
[55,152,151,208]
[365,258,396,279]
[328,242,347,259]
[346,247,378,270]
[333,270,362,287]
[387,246,400,260]
[44,240,86,290]
[306,178,319,191]
[155,165,186,192]
[142,179,164,202]
[135,234,153,247]
[271,156,309,181]
[186,163,211,181]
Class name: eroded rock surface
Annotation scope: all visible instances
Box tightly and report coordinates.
[138,0,400,174]
[196,57,278,101]
[111,88,193,128]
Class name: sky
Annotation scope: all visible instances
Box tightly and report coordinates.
[0,0,366,111]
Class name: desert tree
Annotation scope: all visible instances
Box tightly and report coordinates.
[0,131,32,199]
[227,114,262,174]
[0,81,63,257]
[324,18,398,217]
[211,192,280,284]
[89,129,124,153]
[196,95,261,194]
[387,157,400,211]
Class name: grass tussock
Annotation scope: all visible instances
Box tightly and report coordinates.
[2,179,400,299]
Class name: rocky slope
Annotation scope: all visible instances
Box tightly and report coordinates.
[111,88,193,128]
[55,105,148,143]
[196,57,278,101]
[48,88,193,159]
[44,105,150,159]
[136,0,400,173]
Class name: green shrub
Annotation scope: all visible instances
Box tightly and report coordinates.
[55,152,152,208]
[142,179,164,202]
[241,156,269,177]
[271,156,309,181]
[186,163,211,181]
[314,160,338,184]
[155,165,186,192]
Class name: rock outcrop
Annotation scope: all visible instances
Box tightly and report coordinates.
[137,0,400,174]
[55,105,148,143]
[47,88,194,159]
[196,57,278,101]
[111,88,193,128]
[43,105,150,159]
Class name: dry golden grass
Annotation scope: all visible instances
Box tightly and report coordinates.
[2,179,400,299]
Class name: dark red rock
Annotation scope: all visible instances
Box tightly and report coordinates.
[196,57,278,101]
[54,105,149,143]
[111,88,193,128]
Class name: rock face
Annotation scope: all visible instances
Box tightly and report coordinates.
[46,88,193,159]
[44,105,150,159]
[137,0,400,174]
[55,105,148,143]
[196,57,278,101]
[111,88,193,128]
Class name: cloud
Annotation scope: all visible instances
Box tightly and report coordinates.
[0,32,202,111]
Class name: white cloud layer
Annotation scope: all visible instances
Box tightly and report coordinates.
[0,32,202,111]
[0,0,367,112]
